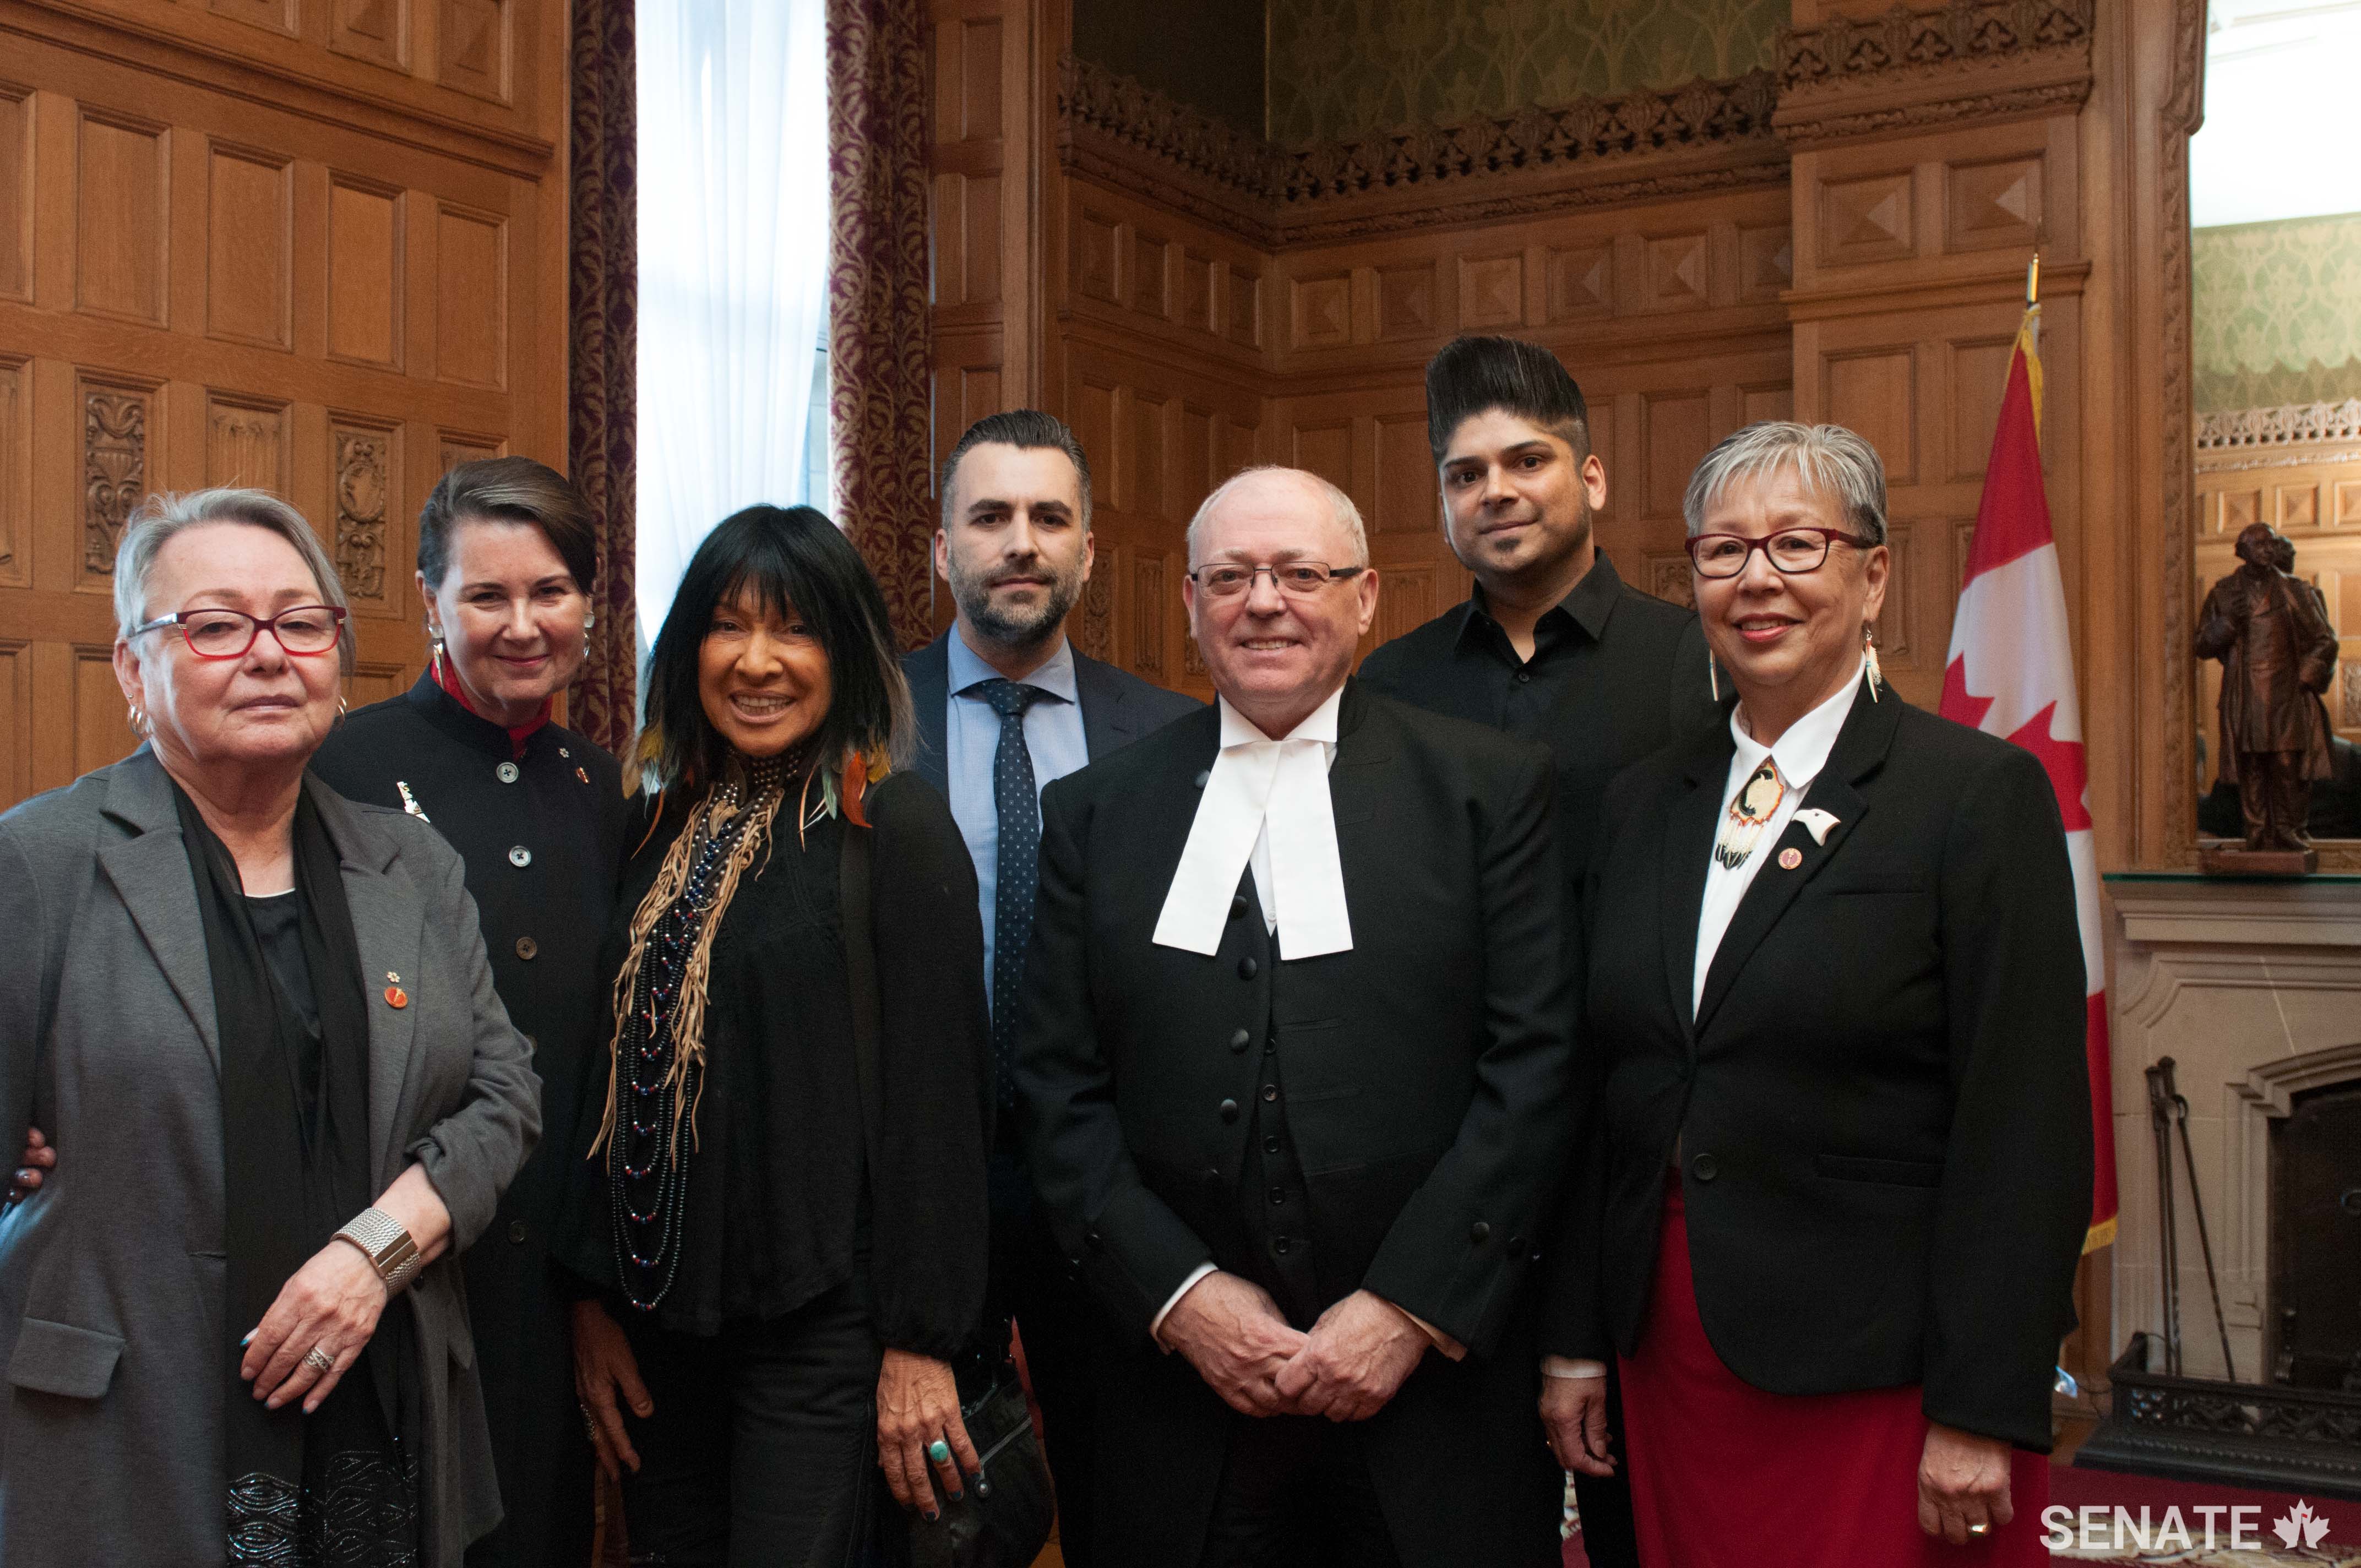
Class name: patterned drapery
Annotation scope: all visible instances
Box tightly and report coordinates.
[828,0,936,650]
[567,0,640,757]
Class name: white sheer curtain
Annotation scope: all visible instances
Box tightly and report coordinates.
[634,0,831,651]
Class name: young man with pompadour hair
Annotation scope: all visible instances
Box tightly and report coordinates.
[1357,334,1728,1568]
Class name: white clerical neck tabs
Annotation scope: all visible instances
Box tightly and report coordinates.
[1153,688,1353,960]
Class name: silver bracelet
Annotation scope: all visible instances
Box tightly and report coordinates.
[334,1207,423,1294]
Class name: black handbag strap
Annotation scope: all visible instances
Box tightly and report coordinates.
[840,822,887,1183]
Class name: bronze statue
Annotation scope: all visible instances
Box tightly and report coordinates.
[2195,522,2340,857]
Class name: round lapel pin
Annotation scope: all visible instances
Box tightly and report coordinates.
[384,985,409,1009]
[1777,847,1803,870]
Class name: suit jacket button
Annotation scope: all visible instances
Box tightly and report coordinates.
[1229,895,1247,921]
[1508,1234,1524,1252]
[1272,1237,1292,1256]
[496,761,520,784]
[1220,1098,1240,1123]
[1229,1028,1252,1053]
[1691,1152,1719,1183]
[508,1219,528,1244]
[1085,1230,1104,1251]
[1261,1085,1279,1103]
[1204,1167,1222,1187]
[1238,955,1258,980]
[515,935,538,960]
[1470,1221,1492,1244]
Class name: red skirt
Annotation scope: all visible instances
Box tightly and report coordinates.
[1616,1180,2048,1568]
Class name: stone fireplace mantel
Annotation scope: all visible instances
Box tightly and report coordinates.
[2105,873,2361,1385]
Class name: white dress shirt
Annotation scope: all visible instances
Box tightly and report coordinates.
[1692,663,1863,1012]
[1541,664,1866,1385]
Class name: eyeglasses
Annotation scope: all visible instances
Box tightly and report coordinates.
[128,605,349,659]
[1186,562,1366,598]
[1684,528,1879,579]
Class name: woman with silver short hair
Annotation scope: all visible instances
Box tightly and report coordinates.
[0,488,536,1565]
[1543,423,2090,1566]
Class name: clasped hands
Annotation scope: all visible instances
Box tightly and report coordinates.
[1160,1272,1428,1422]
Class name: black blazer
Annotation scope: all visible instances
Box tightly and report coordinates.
[1013,682,1572,1567]
[901,632,1202,794]
[1561,681,2091,1451]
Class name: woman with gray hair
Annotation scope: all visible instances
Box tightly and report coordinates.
[0,488,537,1565]
[1544,423,2090,1565]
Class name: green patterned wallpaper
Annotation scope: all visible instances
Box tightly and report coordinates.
[2193,214,2361,413]
[1265,0,1783,146]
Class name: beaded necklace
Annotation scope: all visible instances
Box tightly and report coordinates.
[607,749,796,1311]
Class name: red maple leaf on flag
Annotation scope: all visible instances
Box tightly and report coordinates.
[2004,702,2093,834]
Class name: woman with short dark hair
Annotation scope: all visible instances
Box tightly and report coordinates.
[558,505,992,1564]
[311,456,627,1566]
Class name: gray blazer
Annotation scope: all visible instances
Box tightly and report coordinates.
[0,748,540,1567]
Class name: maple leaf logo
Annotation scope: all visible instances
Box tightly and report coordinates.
[2271,1498,2331,1549]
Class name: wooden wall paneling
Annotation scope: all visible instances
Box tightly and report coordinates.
[433,199,507,388]
[330,0,412,73]
[0,635,27,803]
[0,85,31,305]
[328,411,400,611]
[438,0,514,104]
[325,172,403,367]
[205,140,295,350]
[0,353,24,589]
[76,108,171,325]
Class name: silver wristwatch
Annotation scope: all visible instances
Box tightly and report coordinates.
[334,1207,423,1293]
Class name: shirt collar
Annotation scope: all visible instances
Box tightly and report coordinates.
[1455,551,1622,650]
[1217,683,1345,749]
[947,629,1079,705]
[1728,659,1864,793]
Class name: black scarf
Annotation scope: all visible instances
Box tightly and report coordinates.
[173,782,421,1566]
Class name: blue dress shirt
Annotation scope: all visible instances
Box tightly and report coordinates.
[944,631,1091,1010]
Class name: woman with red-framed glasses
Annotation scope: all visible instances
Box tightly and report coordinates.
[0,487,534,1566]
[1549,422,2090,1568]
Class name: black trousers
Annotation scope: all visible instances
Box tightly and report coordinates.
[617,1282,882,1568]
[989,1149,1103,1567]
[1194,1413,1403,1568]
[1569,1362,1639,1568]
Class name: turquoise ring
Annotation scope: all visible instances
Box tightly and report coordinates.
[927,1439,951,1465]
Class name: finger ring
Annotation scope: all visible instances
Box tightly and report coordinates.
[927,1440,951,1465]
[1968,1523,1990,1537]
[302,1347,335,1374]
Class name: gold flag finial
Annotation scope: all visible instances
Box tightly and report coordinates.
[2027,252,2040,307]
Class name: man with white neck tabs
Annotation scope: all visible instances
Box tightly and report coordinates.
[1014,466,1576,1566]
[902,410,1199,1566]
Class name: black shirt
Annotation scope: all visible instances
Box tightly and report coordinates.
[1357,553,1727,892]
[557,770,992,1355]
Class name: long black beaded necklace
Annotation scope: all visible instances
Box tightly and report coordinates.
[608,748,797,1312]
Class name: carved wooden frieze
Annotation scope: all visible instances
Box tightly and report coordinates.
[1059,55,1782,248]
[331,422,394,603]
[83,385,148,575]
[1183,634,1206,678]
[1772,0,2095,148]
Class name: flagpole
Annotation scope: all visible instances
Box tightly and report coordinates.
[2027,251,2039,307]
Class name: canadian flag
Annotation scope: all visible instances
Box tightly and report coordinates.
[1938,303,2119,1253]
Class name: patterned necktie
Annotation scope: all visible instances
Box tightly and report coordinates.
[977,678,1047,1112]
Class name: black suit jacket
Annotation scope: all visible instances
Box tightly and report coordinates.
[1563,682,2091,1450]
[1013,682,1571,1567]
[901,632,1202,796]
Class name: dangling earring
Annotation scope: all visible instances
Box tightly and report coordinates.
[583,609,596,631]
[127,702,147,737]
[337,695,350,723]
[1707,651,1721,703]
[1862,627,1883,703]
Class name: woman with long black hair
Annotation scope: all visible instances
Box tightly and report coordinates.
[557,505,993,1565]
